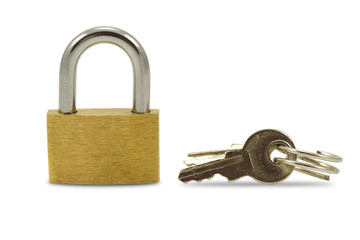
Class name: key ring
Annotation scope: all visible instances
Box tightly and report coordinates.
[178,129,342,184]
[274,146,343,180]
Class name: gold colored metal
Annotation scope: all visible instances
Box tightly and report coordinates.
[47,108,159,185]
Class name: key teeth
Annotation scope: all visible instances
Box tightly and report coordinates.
[198,173,216,182]
[179,173,216,183]
[227,178,238,183]
[179,172,244,183]
[220,172,243,183]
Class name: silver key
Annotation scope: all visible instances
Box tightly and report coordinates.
[178,129,297,184]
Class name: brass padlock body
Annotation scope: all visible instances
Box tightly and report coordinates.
[48,108,159,184]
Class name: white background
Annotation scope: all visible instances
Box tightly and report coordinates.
[0,1,358,239]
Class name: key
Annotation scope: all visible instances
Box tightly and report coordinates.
[178,129,297,184]
[183,143,244,167]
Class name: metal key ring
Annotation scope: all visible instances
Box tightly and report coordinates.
[277,146,342,162]
[274,158,340,174]
[275,146,342,180]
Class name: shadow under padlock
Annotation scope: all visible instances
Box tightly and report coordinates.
[47,26,159,185]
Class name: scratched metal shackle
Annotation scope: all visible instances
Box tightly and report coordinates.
[59,26,150,114]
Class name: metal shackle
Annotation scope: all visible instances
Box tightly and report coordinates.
[59,26,150,114]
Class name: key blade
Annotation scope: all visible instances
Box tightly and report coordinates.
[184,153,228,167]
[187,144,243,157]
[178,151,252,183]
[184,144,243,166]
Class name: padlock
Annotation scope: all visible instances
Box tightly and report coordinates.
[47,26,159,184]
